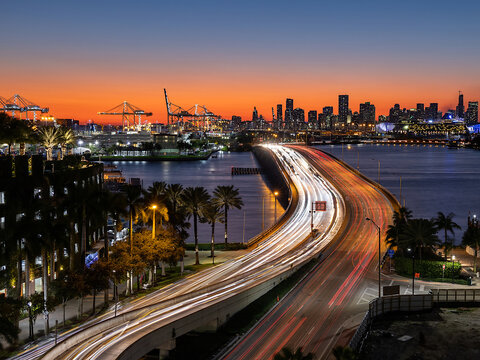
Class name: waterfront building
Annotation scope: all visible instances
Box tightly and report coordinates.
[0,156,104,297]
[338,95,349,124]
[465,102,479,125]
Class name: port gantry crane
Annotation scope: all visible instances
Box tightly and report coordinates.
[97,101,152,131]
[0,94,49,120]
[164,88,221,132]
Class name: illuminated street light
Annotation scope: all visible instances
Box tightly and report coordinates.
[274,191,279,222]
[366,217,381,297]
[151,205,157,240]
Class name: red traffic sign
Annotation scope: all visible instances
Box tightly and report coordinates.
[315,201,327,211]
[415,272,420,279]
[442,264,446,270]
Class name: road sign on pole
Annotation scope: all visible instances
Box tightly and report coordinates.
[315,201,326,211]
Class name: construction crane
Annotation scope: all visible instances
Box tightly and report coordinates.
[0,94,49,120]
[98,101,152,130]
[164,88,221,132]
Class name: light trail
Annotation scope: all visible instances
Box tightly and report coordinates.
[29,145,346,360]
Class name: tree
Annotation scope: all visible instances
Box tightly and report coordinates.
[213,185,243,247]
[85,260,110,314]
[434,212,461,260]
[462,225,480,273]
[37,125,61,160]
[0,296,22,348]
[181,187,211,265]
[125,185,144,293]
[58,127,76,160]
[24,292,55,339]
[399,218,440,261]
[273,347,313,360]
[51,270,80,327]
[0,114,34,155]
[385,207,412,249]
[202,203,224,263]
[332,345,357,360]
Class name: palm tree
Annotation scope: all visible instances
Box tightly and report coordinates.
[202,203,224,263]
[124,185,143,293]
[143,182,169,227]
[37,125,61,160]
[273,347,314,360]
[434,212,461,260]
[165,183,184,227]
[57,127,76,160]
[181,187,210,265]
[462,226,480,273]
[399,218,440,261]
[213,185,243,247]
[385,206,412,248]
[0,114,34,155]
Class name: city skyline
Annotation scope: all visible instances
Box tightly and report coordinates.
[2,0,480,124]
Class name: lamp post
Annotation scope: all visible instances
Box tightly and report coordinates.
[112,269,118,317]
[274,191,279,222]
[407,247,415,295]
[151,205,157,240]
[366,217,381,297]
[452,255,456,284]
[27,301,33,340]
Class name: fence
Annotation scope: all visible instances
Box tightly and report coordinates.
[349,289,480,352]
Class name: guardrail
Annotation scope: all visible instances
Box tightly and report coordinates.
[431,288,480,303]
[248,146,299,247]
[350,289,480,352]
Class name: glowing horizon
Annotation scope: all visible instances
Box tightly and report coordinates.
[1,0,479,125]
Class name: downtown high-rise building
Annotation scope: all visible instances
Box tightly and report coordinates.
[426,103,439,121]
[308,110,317,129]
[465,101,479,125]
[277,104,283,124]
[285,98,294,129]
[416,103,425,121]
[456,91,465,119]
[338,95,349,123]
[359,102,376,124]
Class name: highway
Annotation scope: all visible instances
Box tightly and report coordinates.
[222,145,396,360]
[17,145,345,360]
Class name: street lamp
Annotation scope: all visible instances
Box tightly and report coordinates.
[366,217,382,297]
[273,191,279,222]
[112,269,118,317]
[151,205,157,240]
[452,255,456,284]
[407,247,415,295]
[27,301,33,340]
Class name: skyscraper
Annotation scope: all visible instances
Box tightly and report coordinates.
[277,104,283,125]
[285,98,294,129]
[308,110,317,129]
[338,95,349,123]
[465,101,479,125]
[456,91,465,119]
[359,102,376,124]
[416,103,425,121]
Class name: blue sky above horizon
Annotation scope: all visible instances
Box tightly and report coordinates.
[1,0,479,123]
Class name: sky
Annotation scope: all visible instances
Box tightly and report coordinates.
[1,0,480,124]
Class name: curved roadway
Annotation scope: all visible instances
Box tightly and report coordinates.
[33,145,346,360]
[222,145,396,360]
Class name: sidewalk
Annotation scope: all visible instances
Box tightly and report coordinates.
[17,249,246,342]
